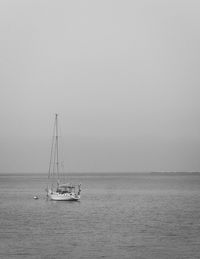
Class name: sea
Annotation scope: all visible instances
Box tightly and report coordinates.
[0,172,200,259]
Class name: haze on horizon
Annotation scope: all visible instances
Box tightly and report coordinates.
[0,0,200,173]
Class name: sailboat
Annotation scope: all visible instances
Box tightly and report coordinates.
[46,114,81,201]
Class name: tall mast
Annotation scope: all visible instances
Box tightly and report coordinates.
[55,113,59,182]
[47,114,57,193]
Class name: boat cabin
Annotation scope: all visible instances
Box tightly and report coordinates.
[56,184,75,194]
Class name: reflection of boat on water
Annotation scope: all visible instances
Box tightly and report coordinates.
[46,114,81,201]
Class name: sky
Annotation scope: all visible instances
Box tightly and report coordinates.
[0,0,200,173]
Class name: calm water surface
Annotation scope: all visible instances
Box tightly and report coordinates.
[0,173,200,259]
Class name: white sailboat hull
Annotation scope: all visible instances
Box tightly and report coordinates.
[49,192,80,201]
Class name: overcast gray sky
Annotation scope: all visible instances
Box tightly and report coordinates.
[0,0,200,173]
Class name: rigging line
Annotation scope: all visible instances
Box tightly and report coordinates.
[52,114,59,190]
[58,115,65,181]
[52,129,57,190]
[47,115,57,190]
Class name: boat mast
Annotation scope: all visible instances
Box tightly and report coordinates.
[55,113,60,183]
[47,114,57,194]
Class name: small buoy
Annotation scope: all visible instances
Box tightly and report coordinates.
[33,196,39,200]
